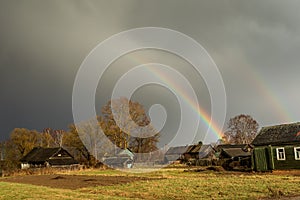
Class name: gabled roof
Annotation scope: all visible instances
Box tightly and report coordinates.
[252,122,300,146]
[215,144,246,152]
[20,147,61,162]
[165,146,189,155]
[185,144,202,154]
[221,148,251,158]
[118,149,134,158]
[198,145,214,159]
[103,148,134,158]
[20,147,78,165]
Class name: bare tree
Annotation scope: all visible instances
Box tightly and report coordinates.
[41,128,55,147]
[223,114,259,144]
[43,128,64,147]
[99,97,159,153]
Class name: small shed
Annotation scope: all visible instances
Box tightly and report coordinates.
[104,157,133,168]
[252,122,300,171]
[214,144,247,156]
[20,147,78,169]
[102,148,134,168]
[215,144,253,170]
[220,148,251,159]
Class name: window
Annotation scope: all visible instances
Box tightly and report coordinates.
[276,147,285,160]
[294,147,300,160]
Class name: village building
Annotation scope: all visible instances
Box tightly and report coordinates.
[194,144,215,166]
[184,143,202,160]
[164,146,189,163]
[20,147,78,169]
[213,144,253,170]
[252,122,300,171]
[165,143,213,165]
[102,148,134,168]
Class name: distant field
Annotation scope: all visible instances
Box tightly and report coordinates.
[0,168,300,200]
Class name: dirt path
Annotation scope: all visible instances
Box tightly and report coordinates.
[0,174,158,190]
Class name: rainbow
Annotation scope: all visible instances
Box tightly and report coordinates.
[114,53,294,142]
[118,54,225,141]
[146,66,224,140]
[240,65,293,123]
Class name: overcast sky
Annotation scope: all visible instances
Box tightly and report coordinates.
[0,0,300,145]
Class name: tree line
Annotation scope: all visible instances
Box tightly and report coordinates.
[0,97,159,169]
[0,96,259,170]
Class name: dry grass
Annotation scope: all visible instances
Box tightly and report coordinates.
[0,182,125,200]
[1,168,300,199]
[80,170,299,199]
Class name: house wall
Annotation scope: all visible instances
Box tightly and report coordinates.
[252,147,273,171]
[271,145,300,170]
[21,163,30,169]
[50,149,72,159]
[253,144,300,171]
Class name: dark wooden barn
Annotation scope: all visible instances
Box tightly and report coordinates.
[184,143,202,160]
[20,147,78,169]
[215,144,253,170]
[165,146,189,163]
[165,143,211,164]
[193,144,216,166]
[252,122,300,171]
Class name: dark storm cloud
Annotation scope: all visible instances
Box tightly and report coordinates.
[0,0,300,143]
[119,0,300,132]
[0,0,133,140]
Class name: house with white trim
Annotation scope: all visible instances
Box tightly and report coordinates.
[252,122,300,171]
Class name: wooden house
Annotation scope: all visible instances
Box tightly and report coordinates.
[165,143,209,164]
[252,122,300,171]
[165,146,189,163]
[214,144,253,170]
[184,143,202,160]
[193,144,216,166]
[198,145,215,159]
[20,147,78,169]
[102,148,134,168]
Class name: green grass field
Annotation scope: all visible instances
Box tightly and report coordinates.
[1,168,300,200]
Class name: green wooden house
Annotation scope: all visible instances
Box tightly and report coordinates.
[252,122,300,171]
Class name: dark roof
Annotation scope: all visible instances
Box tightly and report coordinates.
[104,157,132,166]
[103,148,134,158]
[215,144,246,152]
[198,145,214,159]
[21,147,61,162]
[165,146,189,155]
[20,147,78,165]
[252,122,300,146]
[221,148,251,158]
[165,154,183,161]
[166,144,203,155]
[185,144,202,154]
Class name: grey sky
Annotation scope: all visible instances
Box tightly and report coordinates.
[0,0,300,145]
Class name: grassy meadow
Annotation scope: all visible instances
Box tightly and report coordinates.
[0,168,300,200]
